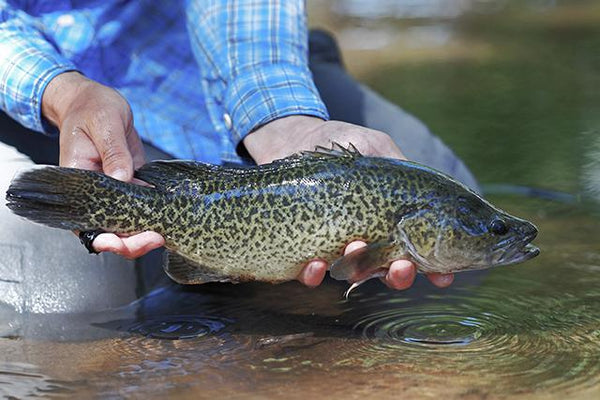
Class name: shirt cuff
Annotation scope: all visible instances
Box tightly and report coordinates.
[223,63,329,144]
[35,64,79,135]
[1,52,77,135]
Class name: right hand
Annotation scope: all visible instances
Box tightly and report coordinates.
[42,71,164,258]
[246,116,454,290]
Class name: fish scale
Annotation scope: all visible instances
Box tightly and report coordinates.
[5,145,539,288]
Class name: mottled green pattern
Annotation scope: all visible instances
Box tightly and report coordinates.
[136,153,433,282]
[6,148,538,284]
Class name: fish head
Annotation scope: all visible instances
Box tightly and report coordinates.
[397,186,539,273]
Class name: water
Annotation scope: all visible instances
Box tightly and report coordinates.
[2,1,600,399]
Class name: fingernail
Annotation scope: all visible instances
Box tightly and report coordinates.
[437,274,454,286]
[110,168,129,182]
[308,261,319,275]
[398,266,414,281]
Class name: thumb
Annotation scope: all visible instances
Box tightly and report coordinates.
[90,117,135,182]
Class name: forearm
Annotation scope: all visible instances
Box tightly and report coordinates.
[0,3,77,133]
[185,0,328,143]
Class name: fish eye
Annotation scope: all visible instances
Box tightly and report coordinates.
[490,219,509,235]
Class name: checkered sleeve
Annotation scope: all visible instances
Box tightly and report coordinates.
[186,0,329,145]
[0,2,77,133]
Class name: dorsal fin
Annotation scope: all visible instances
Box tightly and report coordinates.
[135,143,361,189]
[135,160,208,187]
[299,142,362,159]
[134,160,250,188]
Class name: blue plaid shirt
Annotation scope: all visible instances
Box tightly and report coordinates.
[0,0,329,164]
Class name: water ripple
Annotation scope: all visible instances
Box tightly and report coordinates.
[344,284,600,393]
[0,362,74,398]
[126,315,231,340]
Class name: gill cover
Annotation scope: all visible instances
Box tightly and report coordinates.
[328,205,440,287]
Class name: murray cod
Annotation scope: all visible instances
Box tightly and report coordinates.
[5,145,539,290]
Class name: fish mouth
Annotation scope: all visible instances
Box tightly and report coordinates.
[494,232,540,266]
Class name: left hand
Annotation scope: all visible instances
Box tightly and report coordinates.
[243,115,455,290]
[41,72,165,258]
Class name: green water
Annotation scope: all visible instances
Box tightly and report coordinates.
[1,1,599,399]
[364,4,600,193]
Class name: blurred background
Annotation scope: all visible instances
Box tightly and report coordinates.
[308,0,599,198]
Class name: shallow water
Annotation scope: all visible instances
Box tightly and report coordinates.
[2,1,600,399]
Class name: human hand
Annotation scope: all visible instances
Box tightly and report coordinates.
[42,72,164,257]
[243,115,454,290]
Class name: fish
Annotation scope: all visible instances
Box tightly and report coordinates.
[5,144,539,291]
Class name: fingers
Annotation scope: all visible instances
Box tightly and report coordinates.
[92,231,165,259]
[89,111,135,181]
[363,129,406,160]
[48,76,139,180]
[426,273,454,288]
[297,240,368,288]
[296,259,328,287]
[127,127,146,170]
[384,259,416,290]
[296,239,450,291]
[343,240,418,291]
[61,122,145,180]
[344,240,367,254]
[385,142,406,160]
[59,126,102,171]
[342,241,452,291]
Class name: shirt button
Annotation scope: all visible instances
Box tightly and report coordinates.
[57,14,75,27]
[223,113,233,130]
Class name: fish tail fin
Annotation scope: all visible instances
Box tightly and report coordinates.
[5,166,153,232]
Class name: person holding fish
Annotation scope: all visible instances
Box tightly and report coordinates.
[0,1,487,313]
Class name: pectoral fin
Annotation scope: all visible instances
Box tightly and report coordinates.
[329,241,398,283]
[163,252,236,284]
[342,270,388,299]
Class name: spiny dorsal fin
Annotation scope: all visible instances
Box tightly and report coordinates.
[136,143,362,188]
[299,142,362,159]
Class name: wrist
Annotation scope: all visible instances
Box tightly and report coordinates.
[243,115,326,164]
[41,71,91,127]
